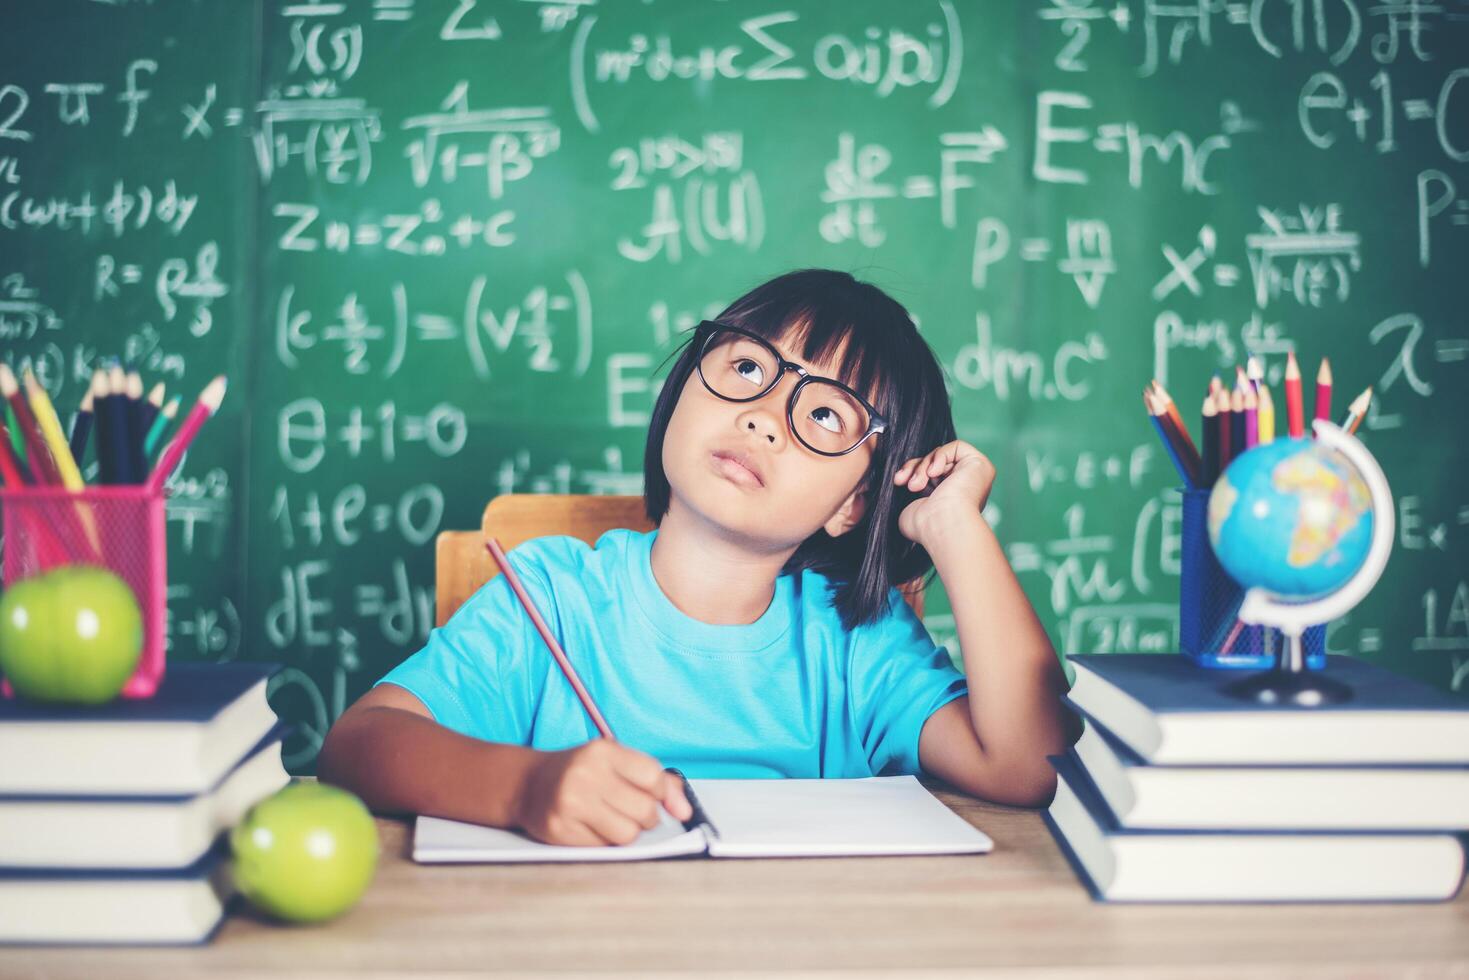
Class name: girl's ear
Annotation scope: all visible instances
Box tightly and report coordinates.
[822,484,868,538]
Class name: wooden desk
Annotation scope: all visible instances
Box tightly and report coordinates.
[4,777,1467,977]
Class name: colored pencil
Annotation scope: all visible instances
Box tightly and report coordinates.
[146,375,226,491]
[1144,388,1199,488]
[68,371,99,465]
[0,417,25,486]
[3,401,25,468]
[126,369,147,485]
[1256,380,1276,444]
[1201,394,1219,484]
[1149,380,1201,465]
[0,364,59,485]
[1315,357,1333,425]
[1243,382,1259,449]
[1342,386,1372,436]
[21,369,84,490]
[144,395,180,458]
[101,364,132,484]
[1284,351,1305,439]
[1246,354,1263,386]
[1216,386,1233,470]
[140,381,164,438]
[485,536,617,741]
[1230,384,1247,457]
[22,368,102,556]
[0,412,70,566]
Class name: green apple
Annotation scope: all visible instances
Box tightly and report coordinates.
[231,781,379,924]
[0,565,142,705]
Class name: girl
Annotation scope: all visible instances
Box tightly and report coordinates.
[319,269,1075,847]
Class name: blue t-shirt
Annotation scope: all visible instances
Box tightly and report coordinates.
[374,528,968,778]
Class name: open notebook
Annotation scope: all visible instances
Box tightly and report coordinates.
[414,774,994,863]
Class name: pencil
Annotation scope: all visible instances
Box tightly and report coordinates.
[21,369,84,490]
[1149,380,1201,465]
[1285,351,1305,439]
[145,375,226,491]
[1315,357,1333,425]
[1144,388,1198,488]
[484,536,617,741]
[23,368,103,555]
[1243,382,1259,449]
[144,395,180,458]
[126,370,147,485]
[140,381,164,438]
[1230,384,1247,457]
[68,370,99,465]
[1256,380,1276,444]
[1246,355,1264,392]
[1216,386,1233,470]
[0,364,59,485]
[0,416,26,486]
[1201,394,1219,485]
[101,364,131,484]
[1342,386,1372,436]
[3,401,25,468]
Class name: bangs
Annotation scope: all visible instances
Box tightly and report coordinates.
[718,304,897,423]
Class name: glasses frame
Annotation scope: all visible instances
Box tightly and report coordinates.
[692,320,889,457]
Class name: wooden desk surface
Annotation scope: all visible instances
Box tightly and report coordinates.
[4,778,1467,977]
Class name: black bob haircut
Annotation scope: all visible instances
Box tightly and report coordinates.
[642,268,957,631]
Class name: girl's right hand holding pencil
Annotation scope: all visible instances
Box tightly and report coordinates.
[512,739,693,846]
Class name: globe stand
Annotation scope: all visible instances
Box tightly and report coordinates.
[1221,632,1355,706]
[1219,420,1394,707]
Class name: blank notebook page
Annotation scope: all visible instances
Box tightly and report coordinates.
[692,775,994,858]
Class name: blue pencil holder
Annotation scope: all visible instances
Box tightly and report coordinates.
[1179,487,1326,669]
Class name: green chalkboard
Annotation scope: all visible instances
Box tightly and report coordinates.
[3,0,1466,773]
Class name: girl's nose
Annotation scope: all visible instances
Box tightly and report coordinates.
[742,414,780,444]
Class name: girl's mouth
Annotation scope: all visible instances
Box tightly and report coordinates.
[711,450,765,488]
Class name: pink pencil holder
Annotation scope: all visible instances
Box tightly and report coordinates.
[0,485,167,699]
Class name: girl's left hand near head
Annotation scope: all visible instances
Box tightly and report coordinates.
[893,439,996,547]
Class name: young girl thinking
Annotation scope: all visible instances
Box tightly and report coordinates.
[319,269,1074,847]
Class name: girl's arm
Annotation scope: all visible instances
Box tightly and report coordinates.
[894,442,1078,808]
[319,683,693,843]
[318,682,540,826]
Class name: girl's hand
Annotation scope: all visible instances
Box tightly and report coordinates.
[893,439,997,547]
[513,739,693,847]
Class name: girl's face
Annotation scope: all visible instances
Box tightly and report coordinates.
[661,329,877,550]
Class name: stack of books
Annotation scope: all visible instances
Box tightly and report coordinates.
[0,661,287,944]
[1047,653,1469,902]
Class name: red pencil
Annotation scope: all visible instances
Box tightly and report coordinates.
[1315,357,1333,425]
[0,364,59,485]
[145,375,226,491]
[0,417,25,487]
[1285,351,1305,439]
[484,536,617,741]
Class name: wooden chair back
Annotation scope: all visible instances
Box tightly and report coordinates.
[434,494,924,626]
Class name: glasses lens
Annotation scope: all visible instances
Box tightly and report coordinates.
[793,380,871,455]
[699,329,779,400]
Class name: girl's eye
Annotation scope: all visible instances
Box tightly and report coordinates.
[733,358,764,387]
[809,406,845,434]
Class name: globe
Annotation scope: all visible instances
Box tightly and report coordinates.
[1207,437,1374,600]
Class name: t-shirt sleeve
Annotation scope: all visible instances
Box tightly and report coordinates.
[372,542,556,745]
[849,587,968,777]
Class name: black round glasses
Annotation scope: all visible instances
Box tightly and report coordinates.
[693,320,888,457]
